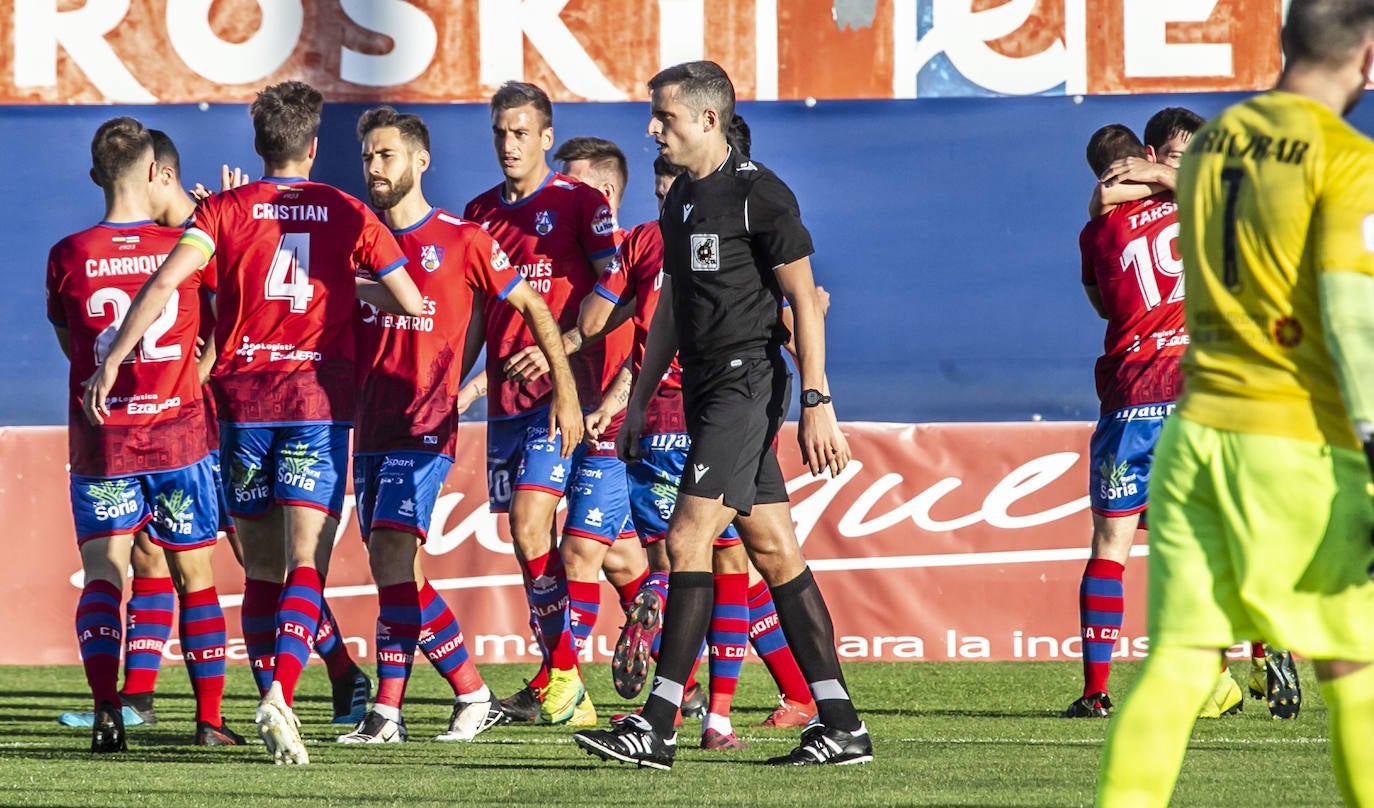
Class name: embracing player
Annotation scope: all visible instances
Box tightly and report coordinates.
[84,82,423,765]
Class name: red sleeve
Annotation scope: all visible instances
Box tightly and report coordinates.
[352,205,407,279]
[596,244,631,301]
[577,184,618,262]
[45,244,66,326]
[468,228,522,299]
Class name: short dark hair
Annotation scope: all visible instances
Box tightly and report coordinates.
[727,114,751,158]
[1282,0,1374,67]
[1086,124,1145,177]
[90,116,153,187]
[356,105,431,152]
[653,155,685,179]
[1142,107,1204,151]
[250,80,323,165]
[553,136,628,190]
[148,129,181,177]
[648,61,735,128]
[491,81,553,130]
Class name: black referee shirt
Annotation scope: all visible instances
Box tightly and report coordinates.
[659,148,814,368]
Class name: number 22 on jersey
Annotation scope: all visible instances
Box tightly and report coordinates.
[88,288,181,365]
[265,232,314,312]
[1119,221,1183,310]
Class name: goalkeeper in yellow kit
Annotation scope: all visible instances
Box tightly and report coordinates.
[1097,1,1374,806]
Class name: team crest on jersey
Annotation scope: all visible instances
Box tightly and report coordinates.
[690,234,720,272]
[592,204,615,237]
[534,209,556,236]
[419,244,444,273]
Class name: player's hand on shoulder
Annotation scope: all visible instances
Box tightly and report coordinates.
[1098,156,1161,188]
[798,403,850,477]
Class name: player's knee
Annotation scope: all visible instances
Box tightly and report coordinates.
[367,530,419,586]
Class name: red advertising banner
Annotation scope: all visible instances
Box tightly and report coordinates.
[0,421,1152,666]
[0,0,1283,104]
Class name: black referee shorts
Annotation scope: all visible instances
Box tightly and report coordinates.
[679,354,791,515]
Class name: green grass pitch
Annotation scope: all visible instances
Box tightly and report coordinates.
[0,660,1339,806]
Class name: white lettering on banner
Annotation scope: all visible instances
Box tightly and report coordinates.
[13,0,155,102]
[478,0,628,100]
[165,0,302,85]
[1123,0,1231,79]
[340,0,437,87]
[658,0,704,67]
[892,0,1088,99]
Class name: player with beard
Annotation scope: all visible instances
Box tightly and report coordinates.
[338,106,578,744]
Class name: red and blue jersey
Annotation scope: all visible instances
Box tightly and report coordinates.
[46,221,207,476]
[595,220,686,436]
[1079,192,1187,413]
[355,208,521,456]
[464,172,618,418]
[181,177,407,426]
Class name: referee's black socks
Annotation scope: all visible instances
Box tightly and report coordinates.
[770,566,863,732]
[640,571,714,736]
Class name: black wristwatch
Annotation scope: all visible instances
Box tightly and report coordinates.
[800,389,831,408]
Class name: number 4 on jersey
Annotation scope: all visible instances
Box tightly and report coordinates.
[265,232,314,312]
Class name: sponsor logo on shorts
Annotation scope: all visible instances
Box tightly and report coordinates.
[1113,403,1174,422]
[1096,455,1140,502]
[550,463,567,484]
[584,507,604,528]
[87,479,138,521]
[154,488,195,536]
[654,495,674,520]
[646,433,690,451]
[231,458,270,504]
[278,442,323,493]
[579,467,604,480]
[690,234,719,272]
[382,456,415,469]
[398,498,416,517]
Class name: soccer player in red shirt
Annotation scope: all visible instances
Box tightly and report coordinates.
[83,82,423,765]
[49,117,242,752]
[1064,117,1198,719]
[462,81,611,725]
[338,105,580,743]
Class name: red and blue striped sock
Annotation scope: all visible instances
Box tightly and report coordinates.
[273,567,323,705]
[374,583,420,711]
[179,586,227,724]
[568,579,601,657]
[521,552,576,671]
[77,579,124,709]
[747,579,812,705]
[122,576,174,697]
[240,577,281,695]
[417,581,484,696]
[1080,558,1125,697]
[707,573,749,718]
[315,602,356,679]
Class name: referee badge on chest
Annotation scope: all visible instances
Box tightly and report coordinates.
[534,209,556,236]
[690,233,720,272]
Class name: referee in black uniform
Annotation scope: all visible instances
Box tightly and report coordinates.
[573,60,870,769]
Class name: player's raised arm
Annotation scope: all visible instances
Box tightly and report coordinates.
[504,279,582,455]
[777,257,849,477]
[82,243,205,424]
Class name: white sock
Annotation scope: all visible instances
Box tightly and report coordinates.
[457,685,492,704]
[704,712,734,736]
[372,702,402,722]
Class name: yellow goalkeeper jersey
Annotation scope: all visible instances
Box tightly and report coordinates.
[1175,90,1374,450]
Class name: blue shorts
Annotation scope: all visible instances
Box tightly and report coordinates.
[354,451,453,542]
[220,423,350,519]
[564,453,636,546]
[486,408,587,513]
[207,449,234,535]
[70,456,221,550]
[1089,402,1174,518]
[627,433,740,547]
